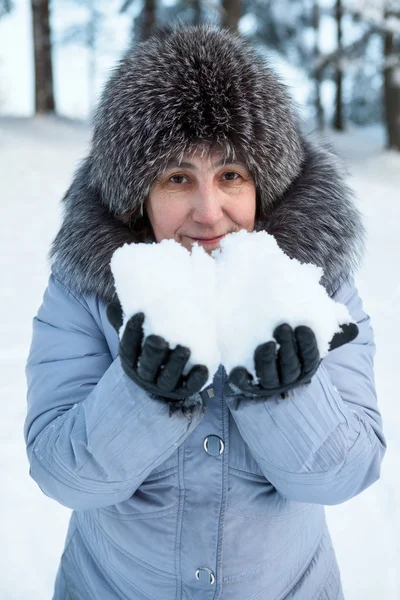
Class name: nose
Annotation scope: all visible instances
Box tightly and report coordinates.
[191,183,224,226]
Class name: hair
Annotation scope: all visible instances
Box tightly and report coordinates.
[118,205,155,243]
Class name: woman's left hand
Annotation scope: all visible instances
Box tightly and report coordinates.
[226,322,359,399]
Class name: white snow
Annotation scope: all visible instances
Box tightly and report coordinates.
[111,239,219,385]
[112,230,352,385]
[1,117,399,599]
[215,230,352,378]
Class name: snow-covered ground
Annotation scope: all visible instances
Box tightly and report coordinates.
[0,117,398,599]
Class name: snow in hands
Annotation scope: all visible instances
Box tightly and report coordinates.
[110,230,354,388]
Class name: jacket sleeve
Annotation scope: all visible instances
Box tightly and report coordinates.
[224,277,386,505]
[24,275,205,511]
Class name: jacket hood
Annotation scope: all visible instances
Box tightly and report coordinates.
[50,25,366,302]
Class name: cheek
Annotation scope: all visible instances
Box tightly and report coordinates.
[148,201,189,241]
[229,189,256,230]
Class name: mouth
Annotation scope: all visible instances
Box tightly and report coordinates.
[188,234,226,246]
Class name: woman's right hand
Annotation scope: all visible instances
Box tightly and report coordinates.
[106,300,209,402]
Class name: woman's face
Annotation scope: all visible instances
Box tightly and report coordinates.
[145,148,256,253]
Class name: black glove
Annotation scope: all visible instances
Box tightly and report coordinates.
[107,300,209,406]
[225,322,359,400]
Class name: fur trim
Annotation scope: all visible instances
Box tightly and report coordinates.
[50,139,365,302]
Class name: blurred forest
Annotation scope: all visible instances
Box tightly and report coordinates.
[0,0,399,150]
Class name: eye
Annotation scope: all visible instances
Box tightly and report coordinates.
[169,174,189,184]
[221,172,241,181]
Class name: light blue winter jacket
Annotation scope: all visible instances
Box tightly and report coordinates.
[25,273,385,600]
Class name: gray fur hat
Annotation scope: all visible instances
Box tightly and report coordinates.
[89,24,305,219]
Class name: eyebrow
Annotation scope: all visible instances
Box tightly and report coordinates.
[164,158,247,171]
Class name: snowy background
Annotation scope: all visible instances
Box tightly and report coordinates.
[1,1,399,599]
[0,0,350,122]
[1,116,398,600]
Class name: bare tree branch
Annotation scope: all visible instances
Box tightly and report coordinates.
[120,0,136,14]
[313,25,380,76]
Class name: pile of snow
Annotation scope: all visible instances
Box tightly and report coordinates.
[216,230,351,377]
[111,239,220,385]
[111,229,353,384]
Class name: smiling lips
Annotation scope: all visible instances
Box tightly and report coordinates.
[189,234,226,244]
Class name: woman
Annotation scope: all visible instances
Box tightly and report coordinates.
[24,25,386,599]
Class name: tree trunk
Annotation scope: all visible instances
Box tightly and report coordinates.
[192,0,201,24]
[142,0,156,41]
[383,14,400,151]
[221,0,241,32]
[313,1,324,130]
[87,0,98,114]
[0,0,13,18]
[31,0,55,114]
[332,0,344,130]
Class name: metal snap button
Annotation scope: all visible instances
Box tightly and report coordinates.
[203,435,224,456]
[195,567,215,585]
